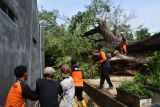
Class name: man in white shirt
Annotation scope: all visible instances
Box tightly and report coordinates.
[59,65,75,107]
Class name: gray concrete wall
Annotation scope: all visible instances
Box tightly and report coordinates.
[0,0,43,106]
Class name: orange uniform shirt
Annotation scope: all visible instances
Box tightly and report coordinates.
[5,81,26,107]
[99,51,106,64]
[71,65,83,87]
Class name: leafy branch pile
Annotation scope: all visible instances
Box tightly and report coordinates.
[119,81,153,97]
[134,51,160,88]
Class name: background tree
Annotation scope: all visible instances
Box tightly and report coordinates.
[39,9,59,29]
[68,0,135,48]
[135,25,151,40]
[39,9,96,80]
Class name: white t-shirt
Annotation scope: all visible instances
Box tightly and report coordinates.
[59,76,75,107]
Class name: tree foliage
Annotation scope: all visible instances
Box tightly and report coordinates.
[119,81,153,97]
[69,0,135,42]
[135,25,151,40]
[134,51,160,88]
[39,0,151,79]
[39,9,59,29]
[69,0,110,35]
[39,9,97,80]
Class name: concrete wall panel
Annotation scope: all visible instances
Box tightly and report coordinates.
[0,0,42,106]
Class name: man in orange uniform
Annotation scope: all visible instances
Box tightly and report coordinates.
[120,32,128,54]
[5,65,38,107]
[70,58,87,107]
[96,45,113,89]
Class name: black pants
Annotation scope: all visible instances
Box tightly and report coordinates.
[100,74,113,88]
[75,87,84,101]
[99,65,113,88]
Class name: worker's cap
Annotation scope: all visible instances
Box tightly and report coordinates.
[61,65,70,77]
[120,32,124,34]
[43,67,55,75]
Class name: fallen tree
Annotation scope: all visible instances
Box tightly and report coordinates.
[109,51,150,75]
[84,20,119,48]
[128,32,160,53]
[84,20,160,75]
[84,20,160,54]
[91,50,151,75]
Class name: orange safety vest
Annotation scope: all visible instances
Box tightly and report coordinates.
[71,66,84,87]
[99,51,106,64]
[5,81,26,107]
[120,42,127,54]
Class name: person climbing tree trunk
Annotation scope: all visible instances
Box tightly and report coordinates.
[120,32,128,54]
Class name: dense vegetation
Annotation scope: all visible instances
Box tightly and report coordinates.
[39,9,96,80]
[119,81,153,97]
[118,49,160,97]
[134,51,160,88]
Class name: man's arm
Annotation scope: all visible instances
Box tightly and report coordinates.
[58,83,63,96]
[92,50,100,56]
[21,82,39,101]
[92,52,100,56]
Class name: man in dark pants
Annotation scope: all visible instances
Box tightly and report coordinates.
[93,45,113,89]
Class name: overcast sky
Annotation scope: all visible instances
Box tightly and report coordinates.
[37,0,160,33]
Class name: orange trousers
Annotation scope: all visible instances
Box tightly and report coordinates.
[120,42,127,54]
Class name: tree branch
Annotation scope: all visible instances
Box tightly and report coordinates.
[84,27,100,37]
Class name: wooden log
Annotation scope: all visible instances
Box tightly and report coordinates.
[109,51,150,75]
[84,20,119,48]
[128,32,160,53]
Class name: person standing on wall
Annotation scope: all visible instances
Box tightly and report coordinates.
[93,44,113,89]
[5,65,38,107]
[70,58,87,107]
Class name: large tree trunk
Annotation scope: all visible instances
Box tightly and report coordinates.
[84,20,119,48]
[92,50,150,75]
[109,51,150,75]
[84,20,160,54]
[128,32,160,53]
